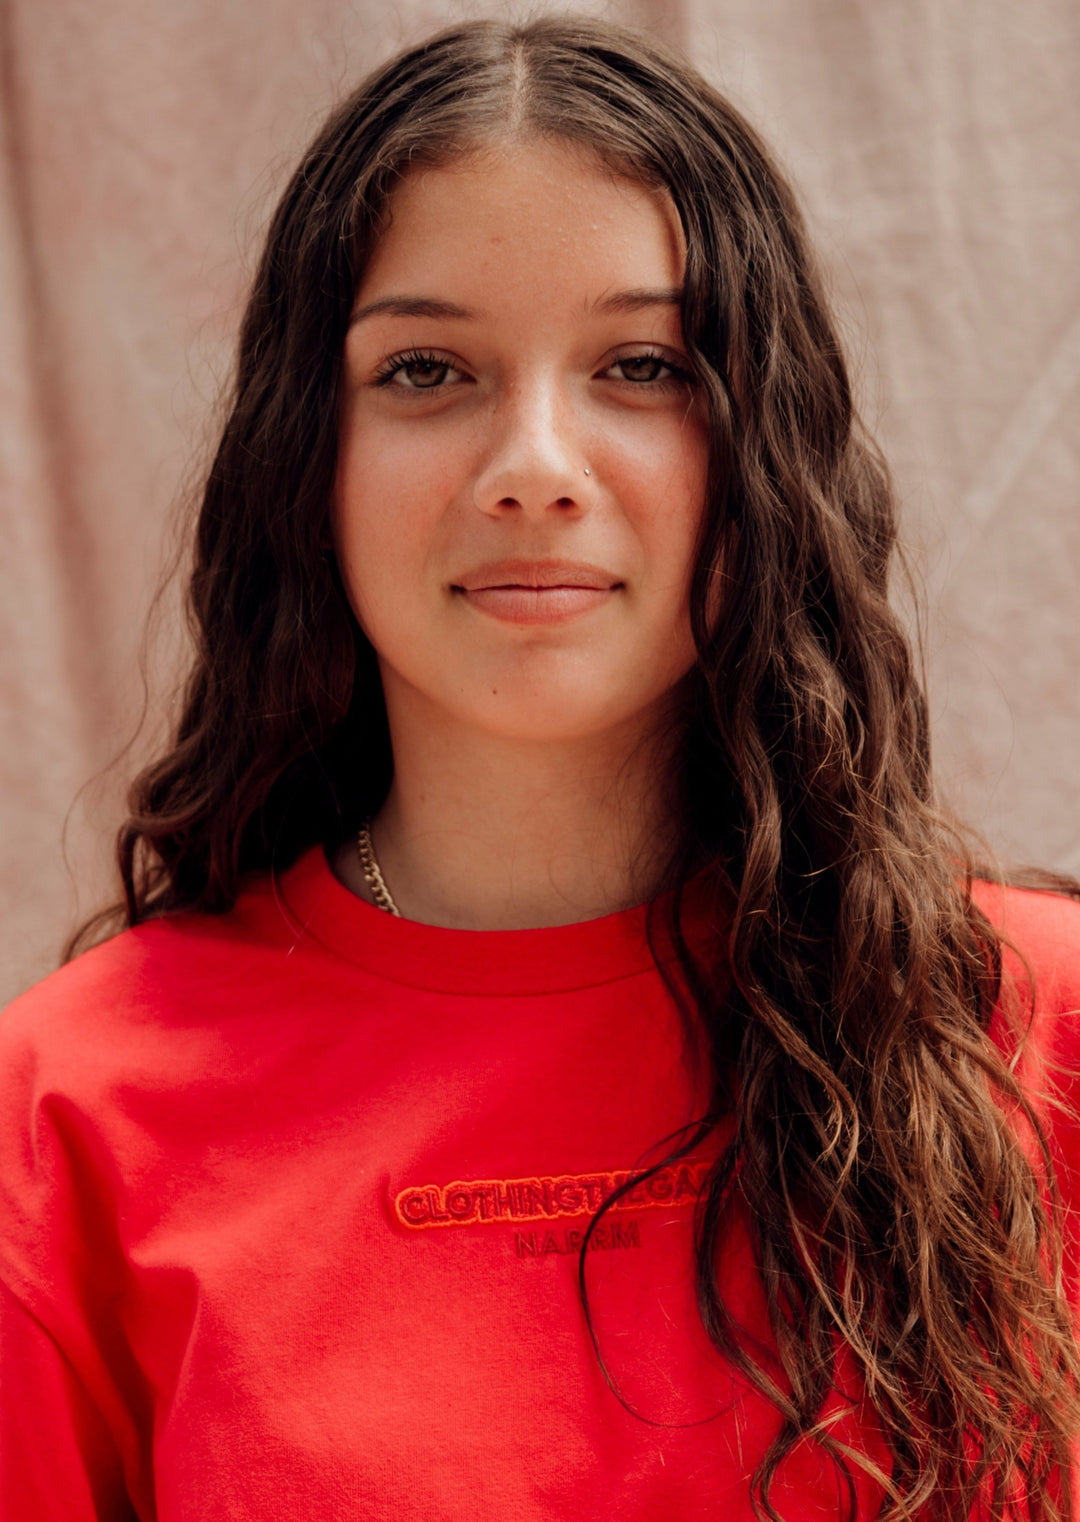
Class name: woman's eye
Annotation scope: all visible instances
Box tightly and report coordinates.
[605,352,686,385]
[377,352,465,390]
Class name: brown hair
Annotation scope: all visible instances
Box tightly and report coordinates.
[72,16,1080,1518]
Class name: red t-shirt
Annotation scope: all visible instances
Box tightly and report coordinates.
[1,847,1079,1520]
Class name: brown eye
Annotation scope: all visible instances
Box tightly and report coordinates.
[376,350,468,391]
[394,358,452,389]
[615,354,668,383]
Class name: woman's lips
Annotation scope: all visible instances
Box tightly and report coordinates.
[459,585,617,624]
[452,559,623,625]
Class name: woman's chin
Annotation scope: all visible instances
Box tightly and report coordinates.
[377,645,694,745]
[449,684,673,746]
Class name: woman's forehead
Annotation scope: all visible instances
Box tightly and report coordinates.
[354,138,686,318]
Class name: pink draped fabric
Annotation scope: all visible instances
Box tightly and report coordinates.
[2,0,1078,1003]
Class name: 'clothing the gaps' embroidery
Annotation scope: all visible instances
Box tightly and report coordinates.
[395,1160,709,1229]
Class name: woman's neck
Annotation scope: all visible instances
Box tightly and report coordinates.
[333,694,680,931]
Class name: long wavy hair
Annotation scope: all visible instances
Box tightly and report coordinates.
[71,16,1080,1519]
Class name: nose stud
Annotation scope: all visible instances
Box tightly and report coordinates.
[583,467,591,476]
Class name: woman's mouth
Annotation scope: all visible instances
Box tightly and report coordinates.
[452,559,623,625]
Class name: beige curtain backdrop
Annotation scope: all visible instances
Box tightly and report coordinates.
[2,0,1078,1005]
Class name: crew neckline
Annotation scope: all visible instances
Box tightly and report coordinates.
[270,844,718,996]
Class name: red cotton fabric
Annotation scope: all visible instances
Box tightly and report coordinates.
[1,848,1080,1521]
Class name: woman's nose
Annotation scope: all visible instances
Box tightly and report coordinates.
[472,380,591,518]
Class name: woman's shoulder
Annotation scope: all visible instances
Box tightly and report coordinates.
[973,873,1080,942]
[0,866,325,1312]
[0,867,308,1087]
[972,881,1080,1169]
[973,876,1080,1019]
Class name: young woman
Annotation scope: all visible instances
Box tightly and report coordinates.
[2,16,1079,1520]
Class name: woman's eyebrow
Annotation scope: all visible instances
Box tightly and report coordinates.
[591,287,683,313]
[349,288,684,327]
[350,296,476,326]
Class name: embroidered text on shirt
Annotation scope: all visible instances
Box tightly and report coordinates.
[395,1160,708,1230]
[514,1221,641,1258]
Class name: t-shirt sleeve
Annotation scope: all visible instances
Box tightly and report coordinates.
[0,956,151,1516]
[0,1279,135,1520]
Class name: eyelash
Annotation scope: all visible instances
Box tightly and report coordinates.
[606,350,693,388]
[373,348,459,388]
[372,347,693,390]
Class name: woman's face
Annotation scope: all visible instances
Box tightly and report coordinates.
[333,138,709,746]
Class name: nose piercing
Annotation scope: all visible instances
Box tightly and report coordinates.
[583,467,591,476]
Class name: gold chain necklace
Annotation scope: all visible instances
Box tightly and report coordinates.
[356,819,401,917]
